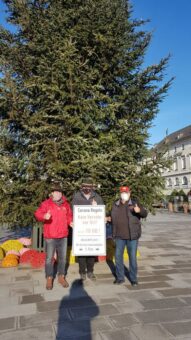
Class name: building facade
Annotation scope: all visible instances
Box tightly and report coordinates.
[155,125,191,196]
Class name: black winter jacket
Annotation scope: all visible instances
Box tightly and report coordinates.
[111,199,147,240]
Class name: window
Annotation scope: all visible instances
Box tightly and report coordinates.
[167,178,172,187]
[182,176,188,185]
[181,156,186,169]
[175,177,179,186]
[173,158,178,171]
[182,144,184,150]
[174,146,177,152]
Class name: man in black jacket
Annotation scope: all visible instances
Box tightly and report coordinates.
[72,177,104,281]
[111,186,147,286]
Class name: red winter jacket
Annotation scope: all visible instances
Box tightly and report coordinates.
[34,196,73,239]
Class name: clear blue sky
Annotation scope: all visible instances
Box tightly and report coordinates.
[0,0,190,146]
[132,0,191,146]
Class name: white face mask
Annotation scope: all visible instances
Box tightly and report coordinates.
[120,192,130,202]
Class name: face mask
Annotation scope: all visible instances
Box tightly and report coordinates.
[82,188,91,195]
[120,192,130,202]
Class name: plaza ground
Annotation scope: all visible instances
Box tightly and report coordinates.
[0,211,191,339]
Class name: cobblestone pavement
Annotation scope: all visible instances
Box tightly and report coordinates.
[0,211,191,340]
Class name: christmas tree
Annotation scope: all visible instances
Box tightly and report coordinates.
[0,0,172,226]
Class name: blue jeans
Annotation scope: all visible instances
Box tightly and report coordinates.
[45,238,67,277]
[115,239,138,282]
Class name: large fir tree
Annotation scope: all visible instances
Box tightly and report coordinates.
[0,0,172,226]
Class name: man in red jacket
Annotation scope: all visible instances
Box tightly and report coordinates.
[34,182,73,290]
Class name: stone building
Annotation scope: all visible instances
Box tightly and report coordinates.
[155,125,191,196]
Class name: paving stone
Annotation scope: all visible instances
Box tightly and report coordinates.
[94,279,115,285]
[69,305,100,320]
[152,269,181,275]
[0,318,16,332]
[10,288,33,297]
[0,275,12,284]
[138,275,172,283]
[96,274,113,279]
[9,282,34,297]
[37,300,60,312]
[20,294,45,304]
[43,289,87,302]
[179,268,191,273]
[118,290,161,301]
[137,271,153,277]
[70,303,119,320]
[0,286,10,297]
[115,300,144,313]
[130,324,173,340]
[135,306,191,323]
[0,303,37,318]
[109,313,138,328]
[99,328,138,340]
[99,297,120,304]
[0,296,19,305]
[17,266,31,270]
[15,276,31,281]
[54,318,112,339]
[19,309,70,328]
[158,288,191,297]
[162,321,191,337]
[140,297,187,310]
[127,281,171,290]
[174,260,191,265]
[37,296,96,312]
[171,263,191,268]
[150,265,172,269]
[181,296,191,305]
[0,325,55,340]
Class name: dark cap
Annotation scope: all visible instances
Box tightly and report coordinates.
[81,177,94,186]
[50,182,63,193]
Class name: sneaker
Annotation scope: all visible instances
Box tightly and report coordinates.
[46,276,53,290]
[113,279,125,285]
[58,275,69,288]
[87,272,96,280]
[131,281,138,286]
[80,273,86,281]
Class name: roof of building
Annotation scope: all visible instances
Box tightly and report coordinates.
[154,124,191,150]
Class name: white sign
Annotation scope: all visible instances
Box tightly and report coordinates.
[72,205,106,256]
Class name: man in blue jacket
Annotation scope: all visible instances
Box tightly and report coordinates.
[111,186,147,286]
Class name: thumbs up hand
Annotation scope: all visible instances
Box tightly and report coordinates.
[44,210,51,220]
[134,204,141,213]
[92,199,97,206]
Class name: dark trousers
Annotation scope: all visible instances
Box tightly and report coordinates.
[78,256,95,274]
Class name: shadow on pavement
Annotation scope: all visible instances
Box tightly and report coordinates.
[56,279,99,339]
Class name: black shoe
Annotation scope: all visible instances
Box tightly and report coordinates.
[131,281,138,286]
[113,279,125,285]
